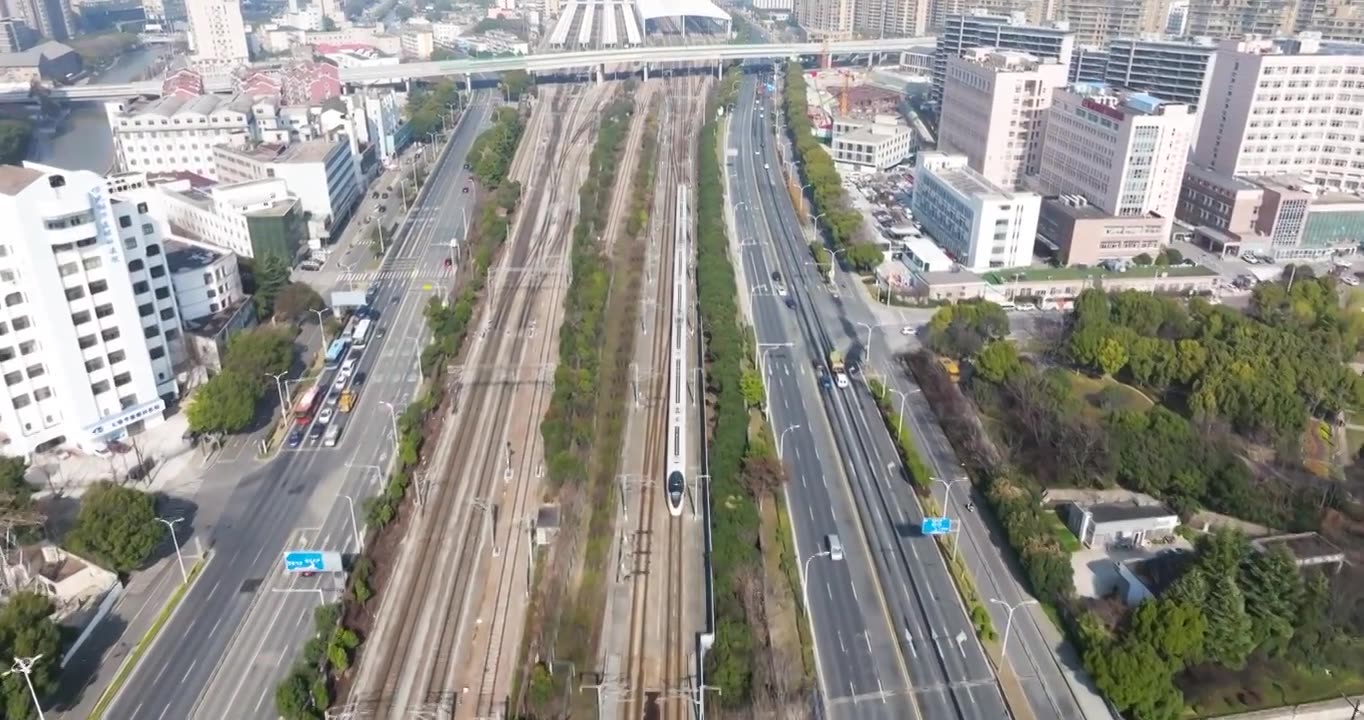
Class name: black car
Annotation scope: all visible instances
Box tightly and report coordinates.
[771,270,782,281]
[462,186,470,193]
[309,422,326,440]
[353,371,367,387]
[464,162,471,170]
[287,428,305,448]
[784,297,796,309]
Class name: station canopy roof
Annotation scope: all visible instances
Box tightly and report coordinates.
[634,0,731,22]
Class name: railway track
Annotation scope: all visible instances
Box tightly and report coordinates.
[621,72,704,720]
[345,84,612,720]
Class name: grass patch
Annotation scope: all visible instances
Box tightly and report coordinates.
[983,263,1217,284]
[1066,371,1153,417]
[1181,657,1364,718]
[89,558,207,720]
[1044,509,1083,553]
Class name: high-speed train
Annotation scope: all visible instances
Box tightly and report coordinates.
[665,186,689,517]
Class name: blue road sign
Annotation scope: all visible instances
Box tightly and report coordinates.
[921,517,953,536]
[283,550,342,573]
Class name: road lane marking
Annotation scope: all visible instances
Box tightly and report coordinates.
[838,629,845,651]
[157,704,172,720]
[180,658,197,684]
[208,616,223,639]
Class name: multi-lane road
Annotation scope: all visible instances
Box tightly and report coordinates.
[105,94,495,720]
[728,76,918,720]
[732,71,1015,720]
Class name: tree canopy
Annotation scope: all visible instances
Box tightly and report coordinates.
[65,482,163,573]
[0,591,61,714]
[253,253,290,319]
[924,300,1010,359]
[272,282,325,323]
[0,120,32,165]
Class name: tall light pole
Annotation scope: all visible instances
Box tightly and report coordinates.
[990,598,1039,665]
[777,424,801,460]
[5,655,45,720]
[310,308,331,353]
[856,321,874,365]
[801,550,831,618]
[934,475,969,560]
[339,494,362,551]
[264,371,291,410]
[155,517,188,583]
[379,401,400,448]
[885,386,908,436]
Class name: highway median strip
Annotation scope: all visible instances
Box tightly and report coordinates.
[89,557,207,720]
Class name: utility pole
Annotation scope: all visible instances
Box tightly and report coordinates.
[4,655,45,720]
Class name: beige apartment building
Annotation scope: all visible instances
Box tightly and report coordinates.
[1054,0,1168,45]
[1186,0,1296,38]
[938,48,1069,190]
[1038,195,1168,265]
[796,0,855,37]
[1193,35,1364,194]
[853,0,929,37]
[1036,84,1196,235]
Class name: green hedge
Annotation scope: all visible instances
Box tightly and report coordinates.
[866,378,931,490]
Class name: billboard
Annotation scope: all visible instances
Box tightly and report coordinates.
[331,290,369,309]
[283,550,344,573]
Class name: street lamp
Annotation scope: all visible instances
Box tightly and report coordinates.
[4,655,45,720]
[856,321,874,365]
[801,550,831,618]
[339,494,362,551]
[934,475,970,561]
[990,598,1039,664]
[264,371,291,410]
[310,308,331,352]
[379,401,400,447]
[155,516,188,583]
[885,386,908,436]
[777,424,801,460]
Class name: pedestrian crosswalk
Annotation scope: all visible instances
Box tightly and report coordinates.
[339,258,454,284]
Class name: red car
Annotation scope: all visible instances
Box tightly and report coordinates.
[443,257,453,268]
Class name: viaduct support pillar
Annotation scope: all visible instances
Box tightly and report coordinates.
[643,63,649,82]
[465,74,472,92]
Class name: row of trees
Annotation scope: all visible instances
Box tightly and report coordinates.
[695,75,767,706]
[778,63,881,272]
[467,106,524,187]
[404,80,459,139]
[185,325,296,435]
[1066,284,1364,442]
[540,98,632,491]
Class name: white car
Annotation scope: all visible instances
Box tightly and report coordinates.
[776,284,788,297]
[317,407,335,425]
[1242,254,1260,264]
[1343,275,1361,287]
[764,163,770,170]
[332,373,349,393]
[900,326,914,336]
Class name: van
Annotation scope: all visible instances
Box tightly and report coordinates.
[323,423,342,447]
[826,534,843,561]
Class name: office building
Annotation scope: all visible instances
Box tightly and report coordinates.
[214,139,361,236]
[1165,0,1189,33]
[185,0,249,67]
[1297,0,1364,43]
[104,94,257,179]
[854,0,929,38]
[0,163,183,456]
[933,11,1075,104]
[142,175,308,259]
[1037,195,1168,265]
[1102,36,1217,109]
[0,18,30,52]
[1186,0,1295,38]
[911,152,1042,272]
[1193,35,1364,193]
[1178,164,1364,260]
[795,0,855,37]
[1054,0,1166,45]
[164,240,244,322]
[1037,83,1196,232]
[7,0,70,40]
[1069,44,1109,82]
[400,27,434,59]
[830,114,914,171]
[939,48,1068,189]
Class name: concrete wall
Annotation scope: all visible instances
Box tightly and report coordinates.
[1208,696,1363,720]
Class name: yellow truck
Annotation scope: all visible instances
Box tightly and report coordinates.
[339,389,356,413]
[939,357,961,382]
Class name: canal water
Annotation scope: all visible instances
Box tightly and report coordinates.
[30,46,169,173]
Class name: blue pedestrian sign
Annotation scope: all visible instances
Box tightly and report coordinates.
[921,517,953,536]
[283,550,342,573]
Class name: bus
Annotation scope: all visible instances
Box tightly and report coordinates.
[324,338,351,368]
[351,318,372,350]
[292,385,322,425]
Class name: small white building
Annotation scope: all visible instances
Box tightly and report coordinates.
[358,91,405,164]
[214,139,361,243]
[164,240,244,322]
[900,235,954,273]
[911,152,1041,272]
[105,94,258,180]
[830,114,913,172]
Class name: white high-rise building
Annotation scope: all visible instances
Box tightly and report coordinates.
[0,163,183,457]
[933,11,1075,105]
[1036,83,1196,231]
[1193,35,1364,193]
[938,48,1069,189]
[186,0,249,67]
[911,152,1042,271]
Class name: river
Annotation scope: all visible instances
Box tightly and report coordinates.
[30,45,170,173]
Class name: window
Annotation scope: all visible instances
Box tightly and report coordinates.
[145,243,161,256]
[165,328,180,341]
[11,317,29,331]
[137,202,148,213]
[11,394,28,409]
[148,346,165,359]
[100,327,120,342]
[34,387,51,401]
[95,304,114,319]
[91,380,110,394]
[85,358,104,372]
[159,308,175,321]
[4,292,21,306]
[133,281,149,294]
[118,215,132,228]
[0,270,15,282]
[65,286,85,301]
[108,350,126,364]
[129,259,144,271]
[18,341,35,355]
[58,262,78,277]
[25,365,43,379]
[124,238,137,250]
[113,372,131,387]
[4,371,21,386]
[119,394,137,409]
[143,325,158,338]
[142,223,155,236]
[89,280,109,294]
[138,303,153,317]
[71,310,91,325]
[150,266,166,279]
[78,335,96,349]
[0,348,11,362]
[0,322,6,335]
[83,257,102,271]
[154,287,169,299]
